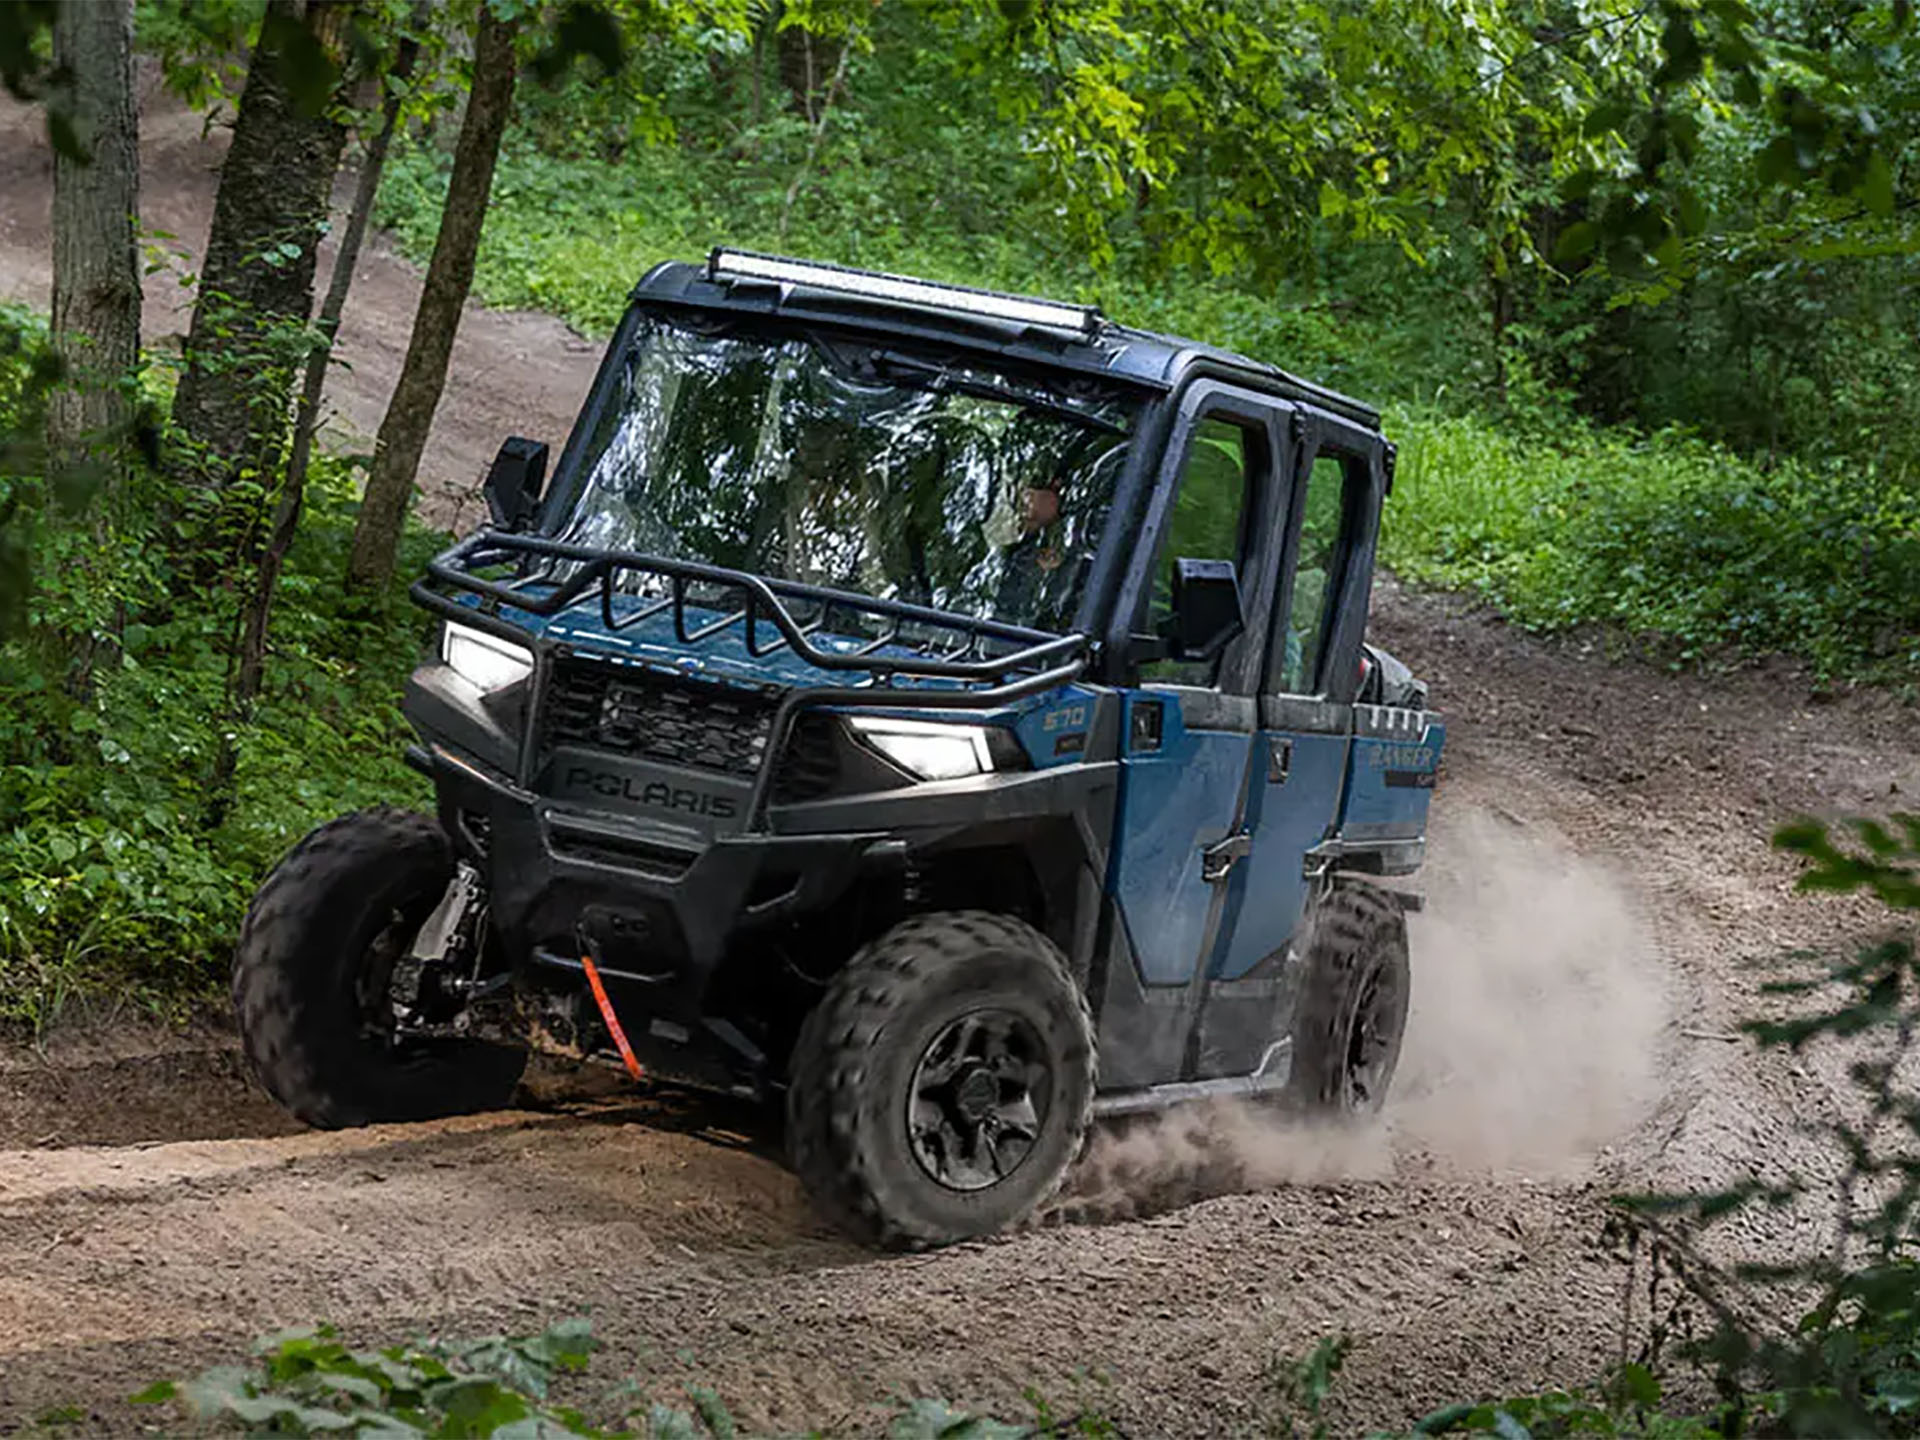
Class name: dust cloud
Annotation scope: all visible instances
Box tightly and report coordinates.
[1052,806,1669,1221]
[1389,805,1669,1175]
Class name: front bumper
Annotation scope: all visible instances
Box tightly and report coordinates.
[414,740,889,1022]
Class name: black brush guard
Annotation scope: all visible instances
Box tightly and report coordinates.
[411,530,1089,830]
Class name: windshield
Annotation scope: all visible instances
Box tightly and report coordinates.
[551,317,1139,634]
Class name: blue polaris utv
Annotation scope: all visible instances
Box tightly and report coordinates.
[233,251,1443,1248]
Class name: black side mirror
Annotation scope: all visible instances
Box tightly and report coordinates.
[484,436,549,531]
[1166,556,1245,661]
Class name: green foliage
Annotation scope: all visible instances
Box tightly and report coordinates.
[135,1318,627,1436]
[1273,1334,1352,1440]
[1381,408,1920,678]
[0,304,61,636]
[375,117,1920,682]
[1393,1365,1723,1437]
[0,449,438,1029]
[131,1317,1115,1437]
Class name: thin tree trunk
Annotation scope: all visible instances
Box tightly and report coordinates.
[345,4,519,592]
[778,38,852,242]
[171,0,349,492]
[776,11,842,123]
[1490,254,1514,406]
[48,0,140,694]
[777,19,814,121]
[48,0,139,471]
[233,34,419,709]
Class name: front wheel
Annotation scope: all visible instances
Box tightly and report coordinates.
[232,807,526,1128]
[786,911,1096,1249]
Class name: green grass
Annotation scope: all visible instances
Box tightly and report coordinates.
[379,140,1920,683]
[1381,407,1920,678]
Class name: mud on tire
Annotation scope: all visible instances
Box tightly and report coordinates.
[786,910,1096,1249]
[232,807,526,1128]
[1286,881,1411,1114]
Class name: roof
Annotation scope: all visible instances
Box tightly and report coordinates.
[628,256,1382,430]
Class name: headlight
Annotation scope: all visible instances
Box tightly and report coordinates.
[847,716,1009,782]
[441,621,534,692]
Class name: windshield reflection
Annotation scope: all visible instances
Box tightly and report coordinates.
[553,320,1137,635]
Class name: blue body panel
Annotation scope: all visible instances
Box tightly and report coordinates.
[1213,731,1349,979]
[1338,722,1446,837]
[464,591,1440,1003]
[1010,692,1099,769]
[1105,694,1249,987]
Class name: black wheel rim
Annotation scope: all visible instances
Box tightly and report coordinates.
[907,1008,1052,1192]
[354,894,447,1047]
[354,909,413,1045]
[1342,961,1402,1112]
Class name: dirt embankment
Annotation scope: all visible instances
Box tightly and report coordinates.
[3,77,1919,1439]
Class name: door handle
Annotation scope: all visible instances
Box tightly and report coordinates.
[1268,737,1293,784]
[1201,831,1252,884]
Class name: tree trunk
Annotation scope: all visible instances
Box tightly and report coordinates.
[233,34,419,710]
[779,37,852,242]
[345,4,519,592]
[47,0,140,695]
[1489,249,1515,406]
[776,15,842,123]
[48,0,139,473]
[170,0,349,490]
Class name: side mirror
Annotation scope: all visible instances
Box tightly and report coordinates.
[484,436,549,531]
[1166,557,1245,661]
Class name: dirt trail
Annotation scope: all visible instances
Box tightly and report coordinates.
[4,84,1920,1437]
[3,581,1913,1434]
[0,82,597,532]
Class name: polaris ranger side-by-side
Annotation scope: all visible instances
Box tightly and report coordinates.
[233,251,1444,1248]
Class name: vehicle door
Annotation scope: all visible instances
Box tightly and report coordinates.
[1188,408,1386,1079]
[1096,382,1289,1089]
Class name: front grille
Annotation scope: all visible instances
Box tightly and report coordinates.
[542,655,840,802]
[545,656,779,778]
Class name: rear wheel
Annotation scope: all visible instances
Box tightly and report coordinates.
[232,807,526,1128]
[786,910,1096,1248]
[1285,883,1411,1114]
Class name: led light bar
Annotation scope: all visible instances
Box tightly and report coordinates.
[707,248,1103,340]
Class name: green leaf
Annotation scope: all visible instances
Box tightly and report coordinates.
[1674,186,1707,235]
[531,2,628,87]
[1583,101,1631,139]
[1861,150,1895,216]
[44,106,88,164]
[1614,1362,1661,1409]
[1554,222,1599,265]
[261,8,341,117]
[128,1381,177,1405]
[1413,1400,1482,1433]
